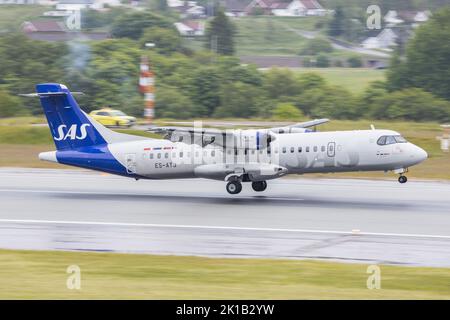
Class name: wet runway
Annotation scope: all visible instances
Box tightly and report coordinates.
[0,168,449,267]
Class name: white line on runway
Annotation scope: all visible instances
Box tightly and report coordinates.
[0,218,449,240]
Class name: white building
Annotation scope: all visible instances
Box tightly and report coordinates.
[384,10,431,27]
[0,0,37,4]
[174,20,205,36]
[56,0,94,11]
[362,28,398,50]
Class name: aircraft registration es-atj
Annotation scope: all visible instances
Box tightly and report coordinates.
[23,83,428,195]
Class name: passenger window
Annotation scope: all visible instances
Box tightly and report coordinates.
[195,151,199,157]
[172,152,176,158]
[211,150,215,157]
[165,153,168,159]
[298,147,302,153]
[321,146,325,152]
[157,153,161,159]
[290,147,294,153]
[203,151,207,157]
[313,146,318,152]
[187,152,191,157]
[150,153,154,159]
[282,147,286,153]
[306,147,310,152]
[179,152,183,158]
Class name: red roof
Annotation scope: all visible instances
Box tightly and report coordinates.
[22,20,66,33]
[183,20,202,31]
[301,0,322,10]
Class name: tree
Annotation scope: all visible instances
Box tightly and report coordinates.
[155,85,195,119]
[347,56,363,68]
[263,68,300,99]
[387,7,450,100]
[272,103,304,120]
[214,82,263,118]
[297,73,326,91]
[0,90,24,117]
[190,67,222,116]
[316,54,330,68]
[328,6,345,37]
[111,11,170,40]
[300,38,333,56]
[205,8,235,55]
[140,27,182,54]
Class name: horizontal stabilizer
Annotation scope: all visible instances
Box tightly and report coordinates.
[19,92,84,97]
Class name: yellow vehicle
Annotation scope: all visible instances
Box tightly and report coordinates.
[89,108,136,128]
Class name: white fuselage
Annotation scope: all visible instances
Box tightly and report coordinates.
[105,129,427,181]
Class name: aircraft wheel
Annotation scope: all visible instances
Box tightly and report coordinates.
[398,175,408,184]
[251,181,267,192]
[226,181,242,195]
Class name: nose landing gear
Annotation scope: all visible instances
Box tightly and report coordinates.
[398,175,408,184]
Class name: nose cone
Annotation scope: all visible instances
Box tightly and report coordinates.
[410,145,428,165]
[416,146,428,163]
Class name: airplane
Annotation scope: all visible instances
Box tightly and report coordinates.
[24,83,428,195]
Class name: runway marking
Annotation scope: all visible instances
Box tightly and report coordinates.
[0,218,449,240]
[0,188,305,201]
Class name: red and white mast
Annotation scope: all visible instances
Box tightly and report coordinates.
[139,56,155,124]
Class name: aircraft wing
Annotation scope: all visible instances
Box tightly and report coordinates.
[288,118,330,128]
[149,118,330,149]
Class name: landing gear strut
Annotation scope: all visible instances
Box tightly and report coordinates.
[251,181,267,192]
[398,175,408,184]
[226,181,242,194]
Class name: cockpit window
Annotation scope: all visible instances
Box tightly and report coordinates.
[394,135,407,143]
[377,135,408,145]
[377,136,386,145]
[385,136,396,145]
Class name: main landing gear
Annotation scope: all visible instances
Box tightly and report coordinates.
[398,175,408,184]
[251,181,267,192]
[226,181,242,194]
[225,180,268,194]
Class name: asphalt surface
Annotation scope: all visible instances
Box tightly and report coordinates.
[0,168,449,267]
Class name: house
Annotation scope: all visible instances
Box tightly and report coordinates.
[221,0,325,17]
[56,0,94,11]
[22,20,67,33]
[361,28,398,50]
[167,0,183,7]
[90,0,122,10]
[174,20,205,36]
[22,20,110,41]
[384,10,404,25]
[171,1,206,19]
[221,0,251,17]
[384,10,431,26]
[272,0,326,17]
[0,0,37,4]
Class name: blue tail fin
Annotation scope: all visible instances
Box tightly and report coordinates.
[37,83,107,151]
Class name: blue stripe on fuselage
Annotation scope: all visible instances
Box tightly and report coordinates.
[55,144,133,177]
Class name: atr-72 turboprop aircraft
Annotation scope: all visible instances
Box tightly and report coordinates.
[25,83,428,194]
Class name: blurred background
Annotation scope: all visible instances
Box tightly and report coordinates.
[1,0,450,300]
